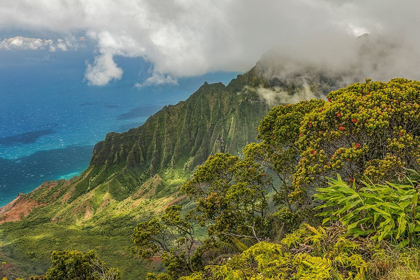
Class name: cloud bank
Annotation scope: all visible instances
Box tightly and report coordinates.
[0,0,420,86]
[0,36,78,52]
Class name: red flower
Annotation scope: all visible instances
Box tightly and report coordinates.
[331,155,334,158]
[355,143,361,148]
[336,113,341,117]
[309,124,313,127]
[311,150,315,155]
[299,133,303,137]
[398,132,402,136]
[352,118,358,123]
[328,98,331,102]
[339,126,345,131]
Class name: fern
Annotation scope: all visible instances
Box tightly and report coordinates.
[315,175,420,247]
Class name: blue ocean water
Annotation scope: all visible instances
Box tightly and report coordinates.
[0,49,238,206]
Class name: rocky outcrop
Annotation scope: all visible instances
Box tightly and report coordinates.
[0,193,45,225]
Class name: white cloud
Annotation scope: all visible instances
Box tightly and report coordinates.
[0,36,77,52]
[134,72,178,88]
[245,83,318,106]
[84,52,123,86]
[0,0,420,85]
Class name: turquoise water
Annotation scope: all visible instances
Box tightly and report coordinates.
[0,49,238,206]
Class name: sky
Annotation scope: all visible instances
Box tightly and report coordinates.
[1,0,420,88]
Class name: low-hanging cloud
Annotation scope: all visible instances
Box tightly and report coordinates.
[246,83,319,107]
[1,0,420,86]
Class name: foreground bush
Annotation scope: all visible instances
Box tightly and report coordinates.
[316,174,420,247]
[180,224,369,280]
[294,78,420,203]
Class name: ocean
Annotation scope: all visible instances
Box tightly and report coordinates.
[0,49,238,206]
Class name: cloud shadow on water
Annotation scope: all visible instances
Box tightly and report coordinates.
[116,105,162,120]
[0,129,56,146]
[117,121,144,132]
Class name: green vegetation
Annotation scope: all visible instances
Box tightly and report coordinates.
[2,78,420,279]
[30,250,120,280]
[293,78,420,204]
[316,174,420,247]
[132,79,420,279]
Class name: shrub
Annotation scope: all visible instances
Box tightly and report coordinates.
[181,224,369,280]
[294,78,420,203]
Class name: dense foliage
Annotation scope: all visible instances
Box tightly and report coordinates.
[181,153,272,241]
[316,174,420,247]
[131,79,420,279]
[29,250,120,280]
[294,78,420,203]
[132,205,201,278]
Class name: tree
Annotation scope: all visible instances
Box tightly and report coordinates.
[132,205,201,279]
[244,99,325,209]
[132,153,273,278]
[181,153,272,242]
[292,79,420,203]
[34,250,120,280]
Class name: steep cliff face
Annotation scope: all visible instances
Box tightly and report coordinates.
[67,72,271,202]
